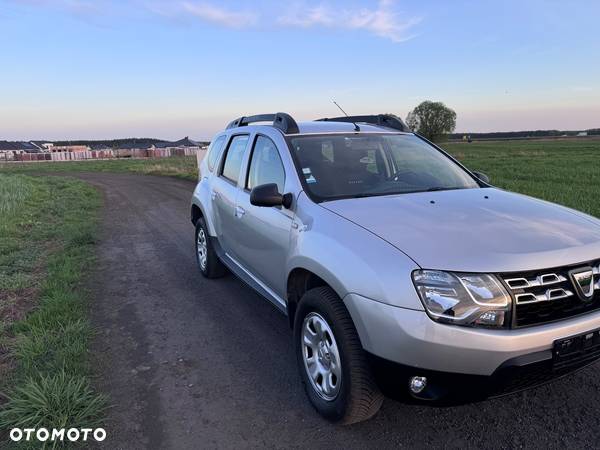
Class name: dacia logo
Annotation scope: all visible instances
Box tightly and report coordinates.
[569,267,595,302]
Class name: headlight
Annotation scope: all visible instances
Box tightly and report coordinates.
[412,270,511,328]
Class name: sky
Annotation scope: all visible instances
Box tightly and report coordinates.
[1,0,599,140]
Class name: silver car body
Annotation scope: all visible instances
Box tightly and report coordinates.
[191,120,600,377]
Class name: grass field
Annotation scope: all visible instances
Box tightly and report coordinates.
[0,175,106,445]
[0,156,199,181]
[0,138,598,218]
[443,139,600,218]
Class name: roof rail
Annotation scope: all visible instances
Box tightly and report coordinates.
[226,112,299,134]
[316,114,410,132]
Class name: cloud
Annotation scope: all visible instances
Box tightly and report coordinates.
[179,1,258,28]
[148,0,420,42]
[7,0,420,41]
[277,0,421,43]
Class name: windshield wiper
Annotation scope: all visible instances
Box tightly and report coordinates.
[425,186,464,192]
[347,193,378,199]
[343,186,466,200]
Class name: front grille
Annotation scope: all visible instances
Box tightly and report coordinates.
[500,260,600,327]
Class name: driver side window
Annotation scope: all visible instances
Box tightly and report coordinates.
[246,136,285,193]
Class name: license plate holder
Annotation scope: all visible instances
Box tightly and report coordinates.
[553,328,600,369]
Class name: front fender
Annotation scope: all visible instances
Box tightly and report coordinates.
[287,192,424,311]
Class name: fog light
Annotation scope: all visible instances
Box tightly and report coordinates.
[409,376,427,394]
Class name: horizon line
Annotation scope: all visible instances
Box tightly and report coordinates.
[2,126,599,143]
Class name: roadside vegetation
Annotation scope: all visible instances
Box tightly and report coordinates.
[0,175,106,445]
[0,156,199,181]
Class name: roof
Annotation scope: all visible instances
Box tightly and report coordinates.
[171,136,199,147]
[21,142,40,152]
[30,141,52,148]
[224,113,411,135]
[224,121,409,136]
[154,136,200,148]
[0,141,41,152]
[294,121,407,135]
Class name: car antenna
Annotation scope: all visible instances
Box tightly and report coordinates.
[332,100,360,131]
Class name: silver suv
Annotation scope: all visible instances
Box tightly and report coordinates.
[191,113,600,423]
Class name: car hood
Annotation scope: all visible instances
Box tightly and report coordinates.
[321,188,600,273]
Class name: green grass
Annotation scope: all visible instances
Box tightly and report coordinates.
[0,156,199,181]
[440,139,600,218]
[0,174,106,446]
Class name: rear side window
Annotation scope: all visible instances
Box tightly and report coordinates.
[221,135,249,183]
[246,136,285,193]
[207,135,226,172]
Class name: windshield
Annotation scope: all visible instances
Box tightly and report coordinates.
[289,134,479,201]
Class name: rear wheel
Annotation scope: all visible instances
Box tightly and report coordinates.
[294,287,383,424]
[195,217,226,278]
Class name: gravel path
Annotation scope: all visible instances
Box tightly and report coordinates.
[71,172,600,449]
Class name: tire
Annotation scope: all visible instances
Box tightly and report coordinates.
[294,286,384,424]
[195,217,227,278]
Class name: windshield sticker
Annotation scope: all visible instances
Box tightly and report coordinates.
[303,167,317,184]
[360,156,375,164]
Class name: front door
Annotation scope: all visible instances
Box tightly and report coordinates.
[233,135,293,298]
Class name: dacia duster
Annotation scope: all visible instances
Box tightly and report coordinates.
[191,113,600,423]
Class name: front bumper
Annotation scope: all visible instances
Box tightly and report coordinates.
[368,349,600,403]
[343,293,600,376]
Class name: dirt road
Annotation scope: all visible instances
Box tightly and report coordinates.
[73,173,599,449]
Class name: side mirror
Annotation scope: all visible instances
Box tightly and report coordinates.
[250,183,293,209]
[472,171,490,184]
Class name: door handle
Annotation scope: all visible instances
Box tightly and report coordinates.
[235,206,246,218]
[211,191,219,201]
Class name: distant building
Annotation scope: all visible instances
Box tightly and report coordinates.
[0,141,41,160]
[1,137,205,161]
[577,131,588,137]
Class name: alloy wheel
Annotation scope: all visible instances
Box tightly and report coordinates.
[196,228,207,270]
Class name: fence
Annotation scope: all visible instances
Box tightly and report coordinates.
[2,147,205,163]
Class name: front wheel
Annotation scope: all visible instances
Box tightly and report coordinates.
[294,287,384,424]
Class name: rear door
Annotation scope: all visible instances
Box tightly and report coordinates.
[211,134,250,257]
[233,134,294,298]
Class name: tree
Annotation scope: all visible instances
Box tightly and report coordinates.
[406,101,457,142]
